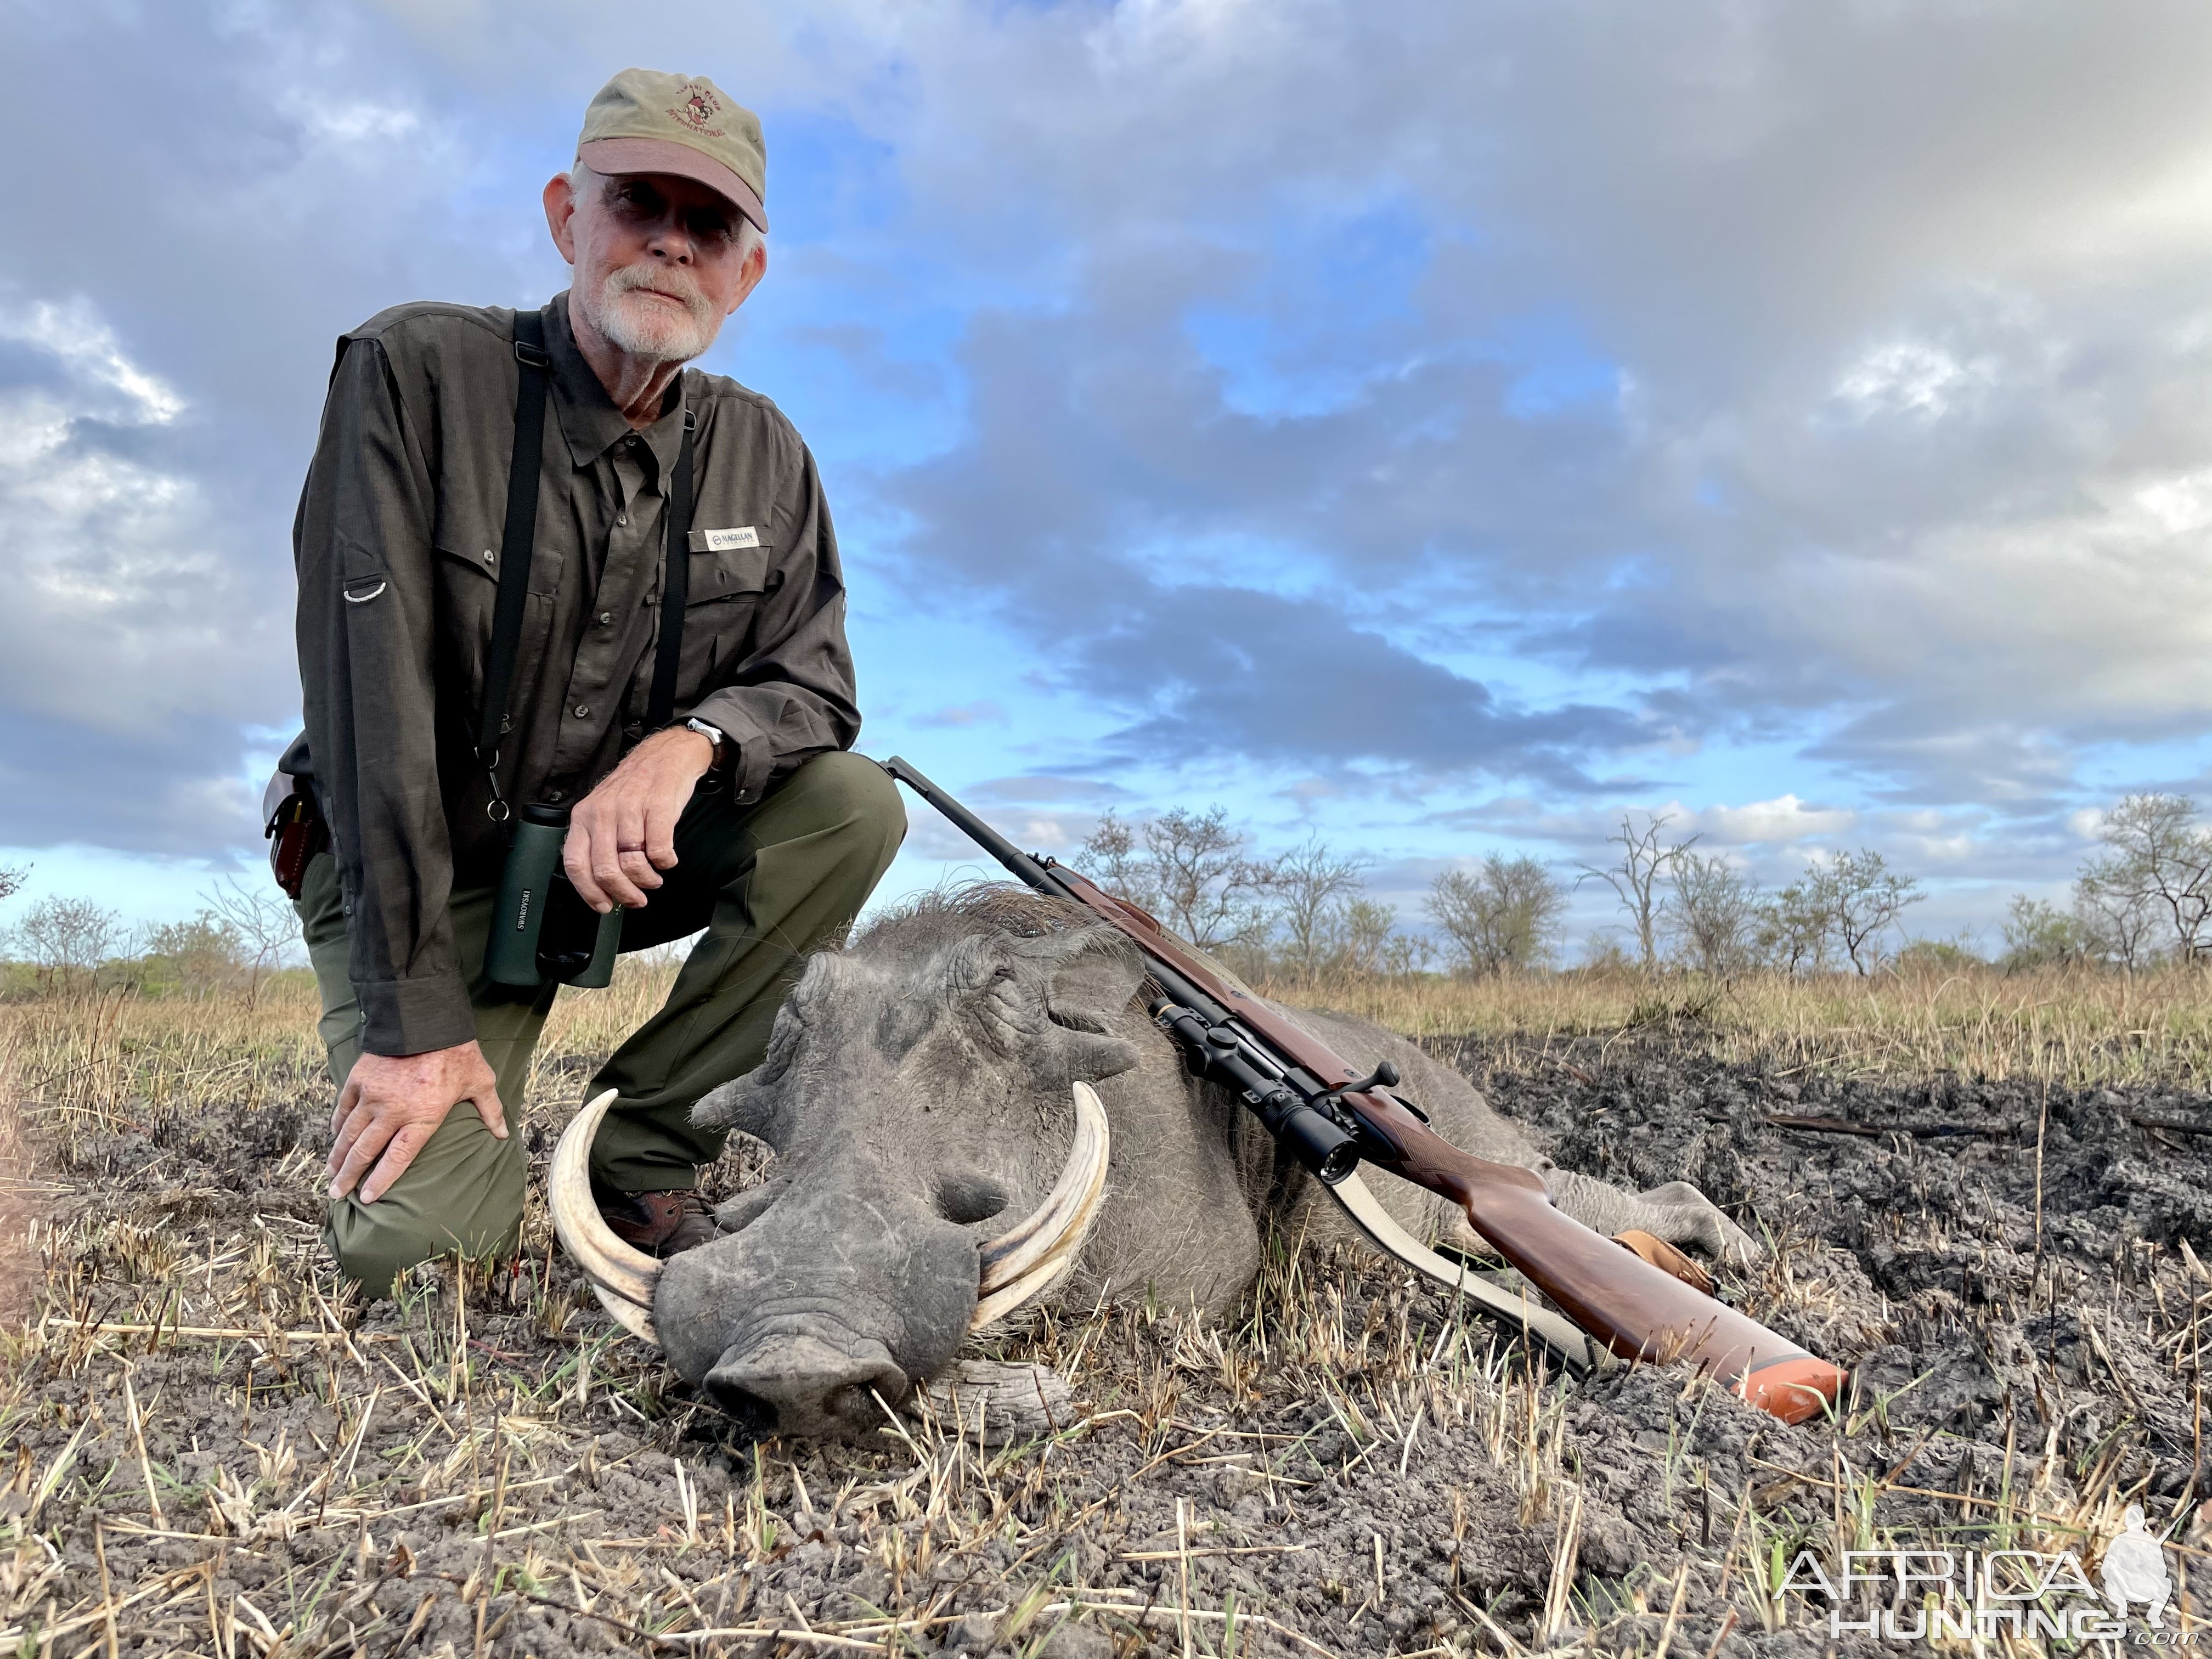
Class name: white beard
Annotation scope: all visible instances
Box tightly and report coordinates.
[581,264,721,364]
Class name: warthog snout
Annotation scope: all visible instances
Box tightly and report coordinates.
[545,919,1146,1439]
[653,1180,984,1440]
[704,1332,907,1438]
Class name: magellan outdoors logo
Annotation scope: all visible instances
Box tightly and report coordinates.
[1780,1510,2185,1644]
[669,83,725,138]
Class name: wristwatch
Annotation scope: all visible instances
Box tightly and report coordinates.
[682,718,727,767]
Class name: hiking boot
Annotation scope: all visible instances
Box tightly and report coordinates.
[592,1181,721,1257]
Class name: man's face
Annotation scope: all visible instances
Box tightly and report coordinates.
[545,170,766,364]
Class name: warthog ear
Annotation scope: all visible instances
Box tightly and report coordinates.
[1024,926,1146,1028]
[691,1074,776,1138]
[1022,927,1145,1082]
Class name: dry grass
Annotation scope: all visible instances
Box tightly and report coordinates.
[1,958,2209,1654]
[1266,961,2212,1090]
[9,959,2208,1132]
[0,959,687,1131]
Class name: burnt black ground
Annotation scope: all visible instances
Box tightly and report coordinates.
[4,1029,2209,1656]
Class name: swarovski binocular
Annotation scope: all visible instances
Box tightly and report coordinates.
[486,804,623,988]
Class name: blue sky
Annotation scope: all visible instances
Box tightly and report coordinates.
[5,0,2212,957]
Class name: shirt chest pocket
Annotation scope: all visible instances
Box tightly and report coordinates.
[426,538,502,687]
[685,541,774,606]
[429,527,557,699]
[677,539,775,691]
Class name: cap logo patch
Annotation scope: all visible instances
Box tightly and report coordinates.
[669,83,726,138]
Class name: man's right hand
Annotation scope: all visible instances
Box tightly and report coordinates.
[330,1041,507,1204]
[565,725,717,912]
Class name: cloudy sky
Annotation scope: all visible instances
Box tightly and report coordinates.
[5,0,2212,955]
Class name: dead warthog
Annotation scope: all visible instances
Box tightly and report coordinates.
[551,889,1757,1438]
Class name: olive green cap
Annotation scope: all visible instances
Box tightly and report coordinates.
[576,69,768,234]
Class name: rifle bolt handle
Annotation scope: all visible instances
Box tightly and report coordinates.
[1343,1059,1402,1093]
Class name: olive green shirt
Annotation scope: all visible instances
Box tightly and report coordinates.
[293,292,862,1057]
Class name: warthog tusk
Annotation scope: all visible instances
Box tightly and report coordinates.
[552,1083,1110,1345]
[970,1081,1111,1331]
[549,1090,662,1346]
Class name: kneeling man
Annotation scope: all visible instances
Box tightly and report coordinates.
[284,69,904,1294]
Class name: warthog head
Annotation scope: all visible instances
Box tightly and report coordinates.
[550,899,1147,1437]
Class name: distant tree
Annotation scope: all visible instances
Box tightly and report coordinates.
[1321,897,1384,975]
[1427,856,1567,975]
[142,912,246,995]
[1079,812,1148,906]
[0,864,27,904]
[1808,849,1923,975]
[1577,933,1636,974]
[1666,853,1760,976]
[2079,794,2212,961]
[15,896,122,995]
[1266,838,1369,982]
[1082,806,1276,950]
[1754,878,1831,974]
[2072,863,2160,973]
[205,876,303,1006]
[1335,898,1393,975]
[1321,897,1433,978]
[1373,924,1435,979]
[1577,811,1695,970]
[1999,895,2096,972]
[1892,936,1986,973]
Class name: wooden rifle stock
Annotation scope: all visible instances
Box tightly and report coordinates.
[878,757,1843,1424]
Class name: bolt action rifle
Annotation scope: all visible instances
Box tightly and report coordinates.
[881,756,1844,1425]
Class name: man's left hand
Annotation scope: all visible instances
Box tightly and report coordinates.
[567,726,716,911]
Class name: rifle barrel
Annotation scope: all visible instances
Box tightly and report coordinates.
[880,755,1224,1016]
[881,757,1068,898]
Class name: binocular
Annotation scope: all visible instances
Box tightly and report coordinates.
[486,804,623,988]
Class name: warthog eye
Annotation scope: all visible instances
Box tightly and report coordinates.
[933,1170,1010,1226]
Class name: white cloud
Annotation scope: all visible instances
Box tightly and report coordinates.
[1688,795,1857,846]
[905,800,1096,863]
[0,296,271,730]
[1,300,185,424]
[2134,467,2212,536]
[9,0,2212,898]
[1831,339,1990,421]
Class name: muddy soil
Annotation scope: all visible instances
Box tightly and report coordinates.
[4,1031,2209,1657]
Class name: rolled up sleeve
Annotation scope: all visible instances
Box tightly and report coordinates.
[685,439,862,805]
[295,338,476,1056]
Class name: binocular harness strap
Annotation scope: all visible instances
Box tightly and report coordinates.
[645,408,697,732]
[477,310,697,817]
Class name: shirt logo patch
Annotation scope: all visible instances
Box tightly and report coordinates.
[698,526,760,551]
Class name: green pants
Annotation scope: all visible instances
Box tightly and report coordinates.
[297,751,905,1296]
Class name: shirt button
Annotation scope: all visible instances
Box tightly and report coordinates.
[573,704,590,718]
[546,788,565,803]
[597,611,613,625]
[617,512,628,525]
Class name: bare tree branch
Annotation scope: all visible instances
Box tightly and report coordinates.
[1576,812,1696,970]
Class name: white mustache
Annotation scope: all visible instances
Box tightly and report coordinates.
[603,264,713,326]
